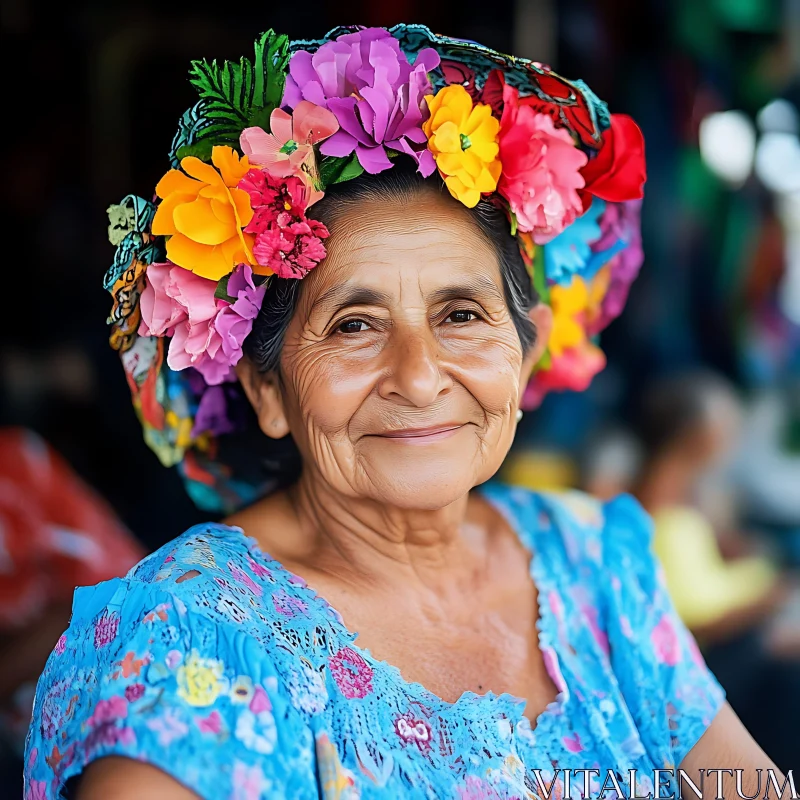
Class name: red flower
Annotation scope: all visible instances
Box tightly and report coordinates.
[579,114,646,207]
[240,171,309,235]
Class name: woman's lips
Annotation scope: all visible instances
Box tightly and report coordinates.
[374,424,466,442]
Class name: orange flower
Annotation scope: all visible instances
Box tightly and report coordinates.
[152,146,255,281]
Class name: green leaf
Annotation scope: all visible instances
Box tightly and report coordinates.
[176,139,217,162]
[532,244,550,303]
[318,153,365,188]
[214,273,237,303]
[186,30,291,157]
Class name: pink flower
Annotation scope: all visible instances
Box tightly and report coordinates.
[329,646,374,699]
[240,100,339,205]
[86,696,129,728]
[232,761,268,800]
[24,780,47,800]
[239,171,331,279]
[94,613,120,649]
[498,83,588,243]
[228,561,263,596]
[54,635,67,655]
[139,262,265,384]
[457,776,504,800]
[563,732,584,753]
[252,218,329,279]
[196,709,223,734]
[249,686,272,715]
[651,614,682,666]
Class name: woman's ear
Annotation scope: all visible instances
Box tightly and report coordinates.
[519,302,553,401]
[235,358,291,439]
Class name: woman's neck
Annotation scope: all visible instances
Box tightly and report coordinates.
[230,470,493,597]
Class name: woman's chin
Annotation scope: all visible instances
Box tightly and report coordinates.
[355,450,495,509]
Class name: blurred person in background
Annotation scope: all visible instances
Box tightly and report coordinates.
[23,21,785,800]
[632,369,800,771]
[0,428,144,793]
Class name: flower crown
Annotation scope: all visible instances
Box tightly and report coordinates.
[105,24,646,512]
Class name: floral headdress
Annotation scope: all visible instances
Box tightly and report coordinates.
[106,24,646,512]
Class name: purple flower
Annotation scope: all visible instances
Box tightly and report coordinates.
[192,384,237,438]
[54,635,67,656]
[590,199,644,333]
[283,27,440,175]
[271,589,308,618]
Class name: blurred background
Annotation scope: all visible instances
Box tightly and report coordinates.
[2,0,799,791]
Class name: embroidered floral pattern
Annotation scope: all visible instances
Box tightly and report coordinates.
[25,485,724,800]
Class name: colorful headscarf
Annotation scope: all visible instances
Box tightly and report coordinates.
[105,24,646,512]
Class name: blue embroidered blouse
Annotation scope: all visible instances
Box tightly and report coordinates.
[24,485,725,799]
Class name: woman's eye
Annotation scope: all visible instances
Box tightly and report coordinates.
[337,319,371,334]
[445,309,479,324]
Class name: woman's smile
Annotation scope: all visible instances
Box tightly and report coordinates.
[370,423,469,443]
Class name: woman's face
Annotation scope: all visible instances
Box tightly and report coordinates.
[244,190,550,509]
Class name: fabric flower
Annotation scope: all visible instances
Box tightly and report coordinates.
[240,170,330,279]
[252,219,329,279]
[497,83,588,243]
[651,614,681,667]
[543,200,605,285]
[176,651,226,707]
[240,100,339,206]
[139,262,265,385]
[328,646,374,699]
[580,114,646,206]
[283,27,440,175]
[589,200,644,332]
[547,276,591,358]
[522,342,606,409]
[423,84,501,207]
[152,146,255,281]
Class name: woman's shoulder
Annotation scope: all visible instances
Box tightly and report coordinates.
[67,520,339,655]
[481,480,654,570]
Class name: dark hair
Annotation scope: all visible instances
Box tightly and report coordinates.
[243,160,538,373]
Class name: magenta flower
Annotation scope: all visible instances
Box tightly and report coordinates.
[139,262,266,385]
[283,27,440,175]
[252,218,329,279]
[94,613,120,649]
[124,683,146,702]
[240,170,330,279]
[328,646,373,699]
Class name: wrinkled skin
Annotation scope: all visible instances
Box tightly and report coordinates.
[239,190,550,509]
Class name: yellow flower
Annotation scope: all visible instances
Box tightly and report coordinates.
[423,85,501,208]
[152,146,255,281]
[176,651,226,707]
[548,276,589,358]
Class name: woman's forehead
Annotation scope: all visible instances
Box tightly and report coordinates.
[303,198,503,306]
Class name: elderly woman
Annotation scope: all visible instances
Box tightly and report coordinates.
[26,24,781,800]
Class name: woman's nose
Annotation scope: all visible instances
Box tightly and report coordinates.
[378,327,452,408]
